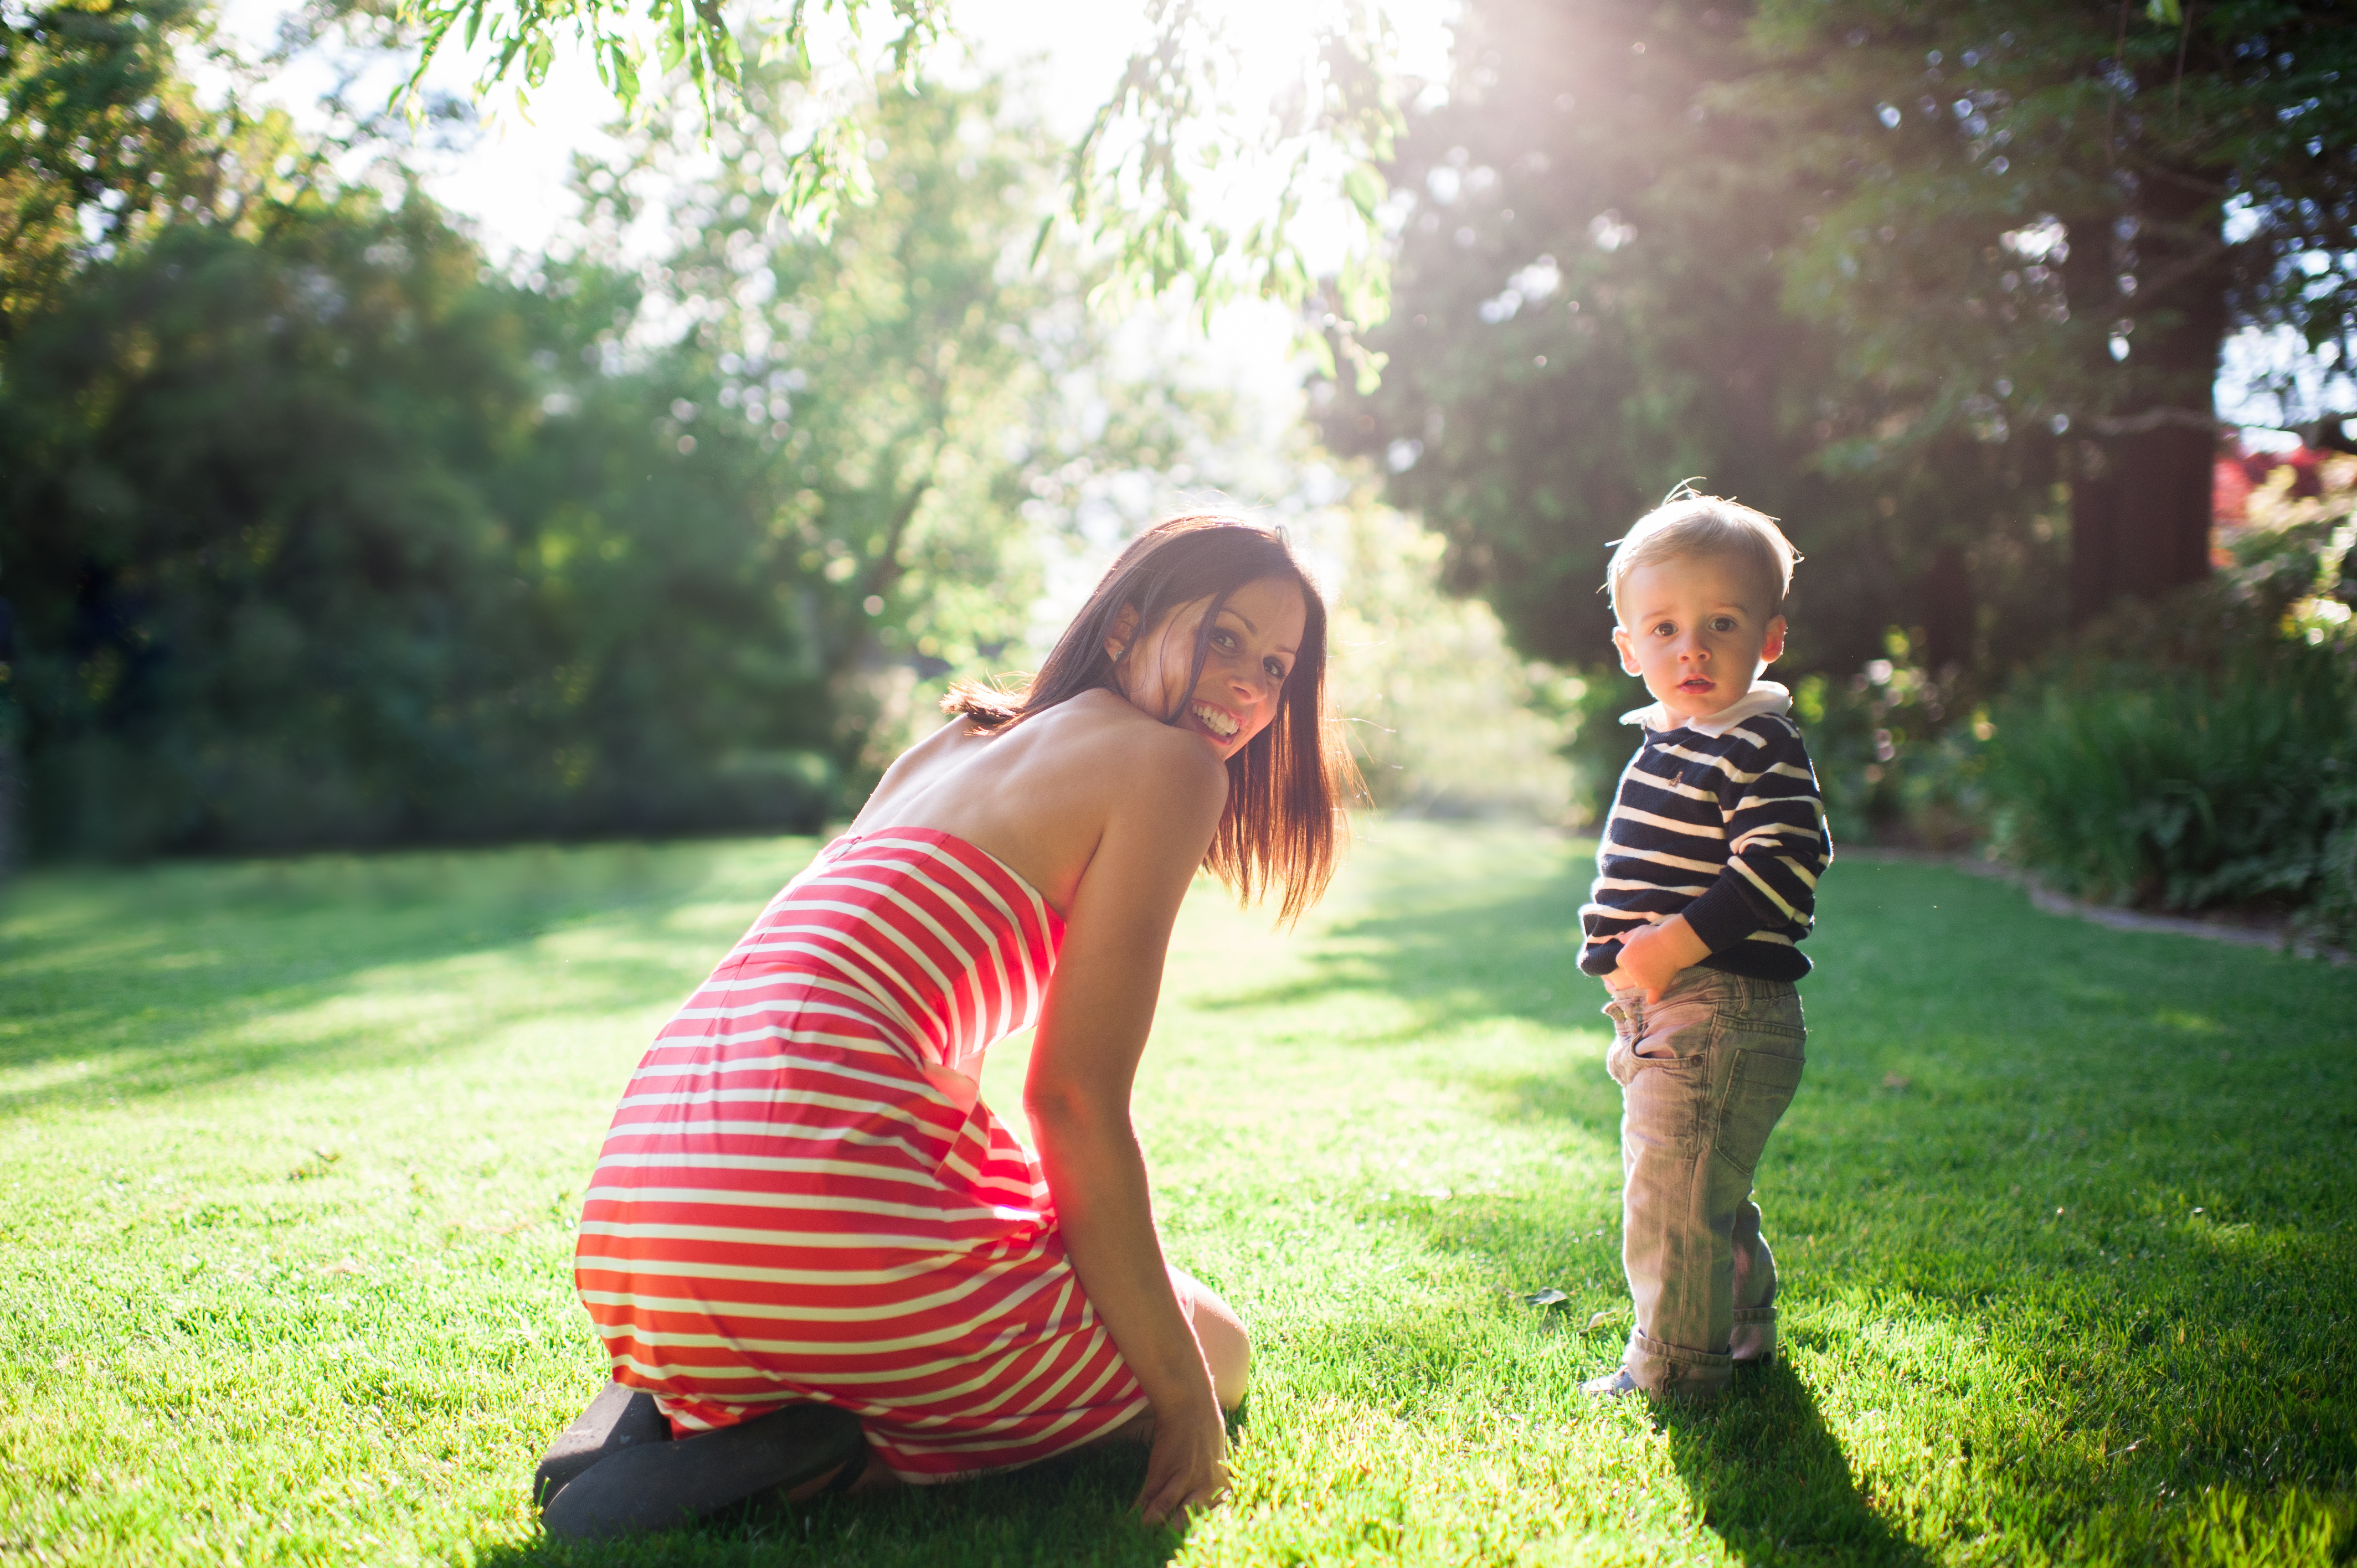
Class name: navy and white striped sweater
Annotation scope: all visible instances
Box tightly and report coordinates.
[1579,683,1831,982]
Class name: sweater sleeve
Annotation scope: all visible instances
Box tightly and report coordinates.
[1679,720,1829,953]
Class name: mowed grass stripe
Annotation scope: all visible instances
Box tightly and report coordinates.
[1,823,2350,1566]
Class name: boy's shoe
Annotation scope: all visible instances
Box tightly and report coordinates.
[1582,1364,1727,1403]
[1730,1309,1777,1367]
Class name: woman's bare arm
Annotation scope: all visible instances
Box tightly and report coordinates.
[1021,731,1231,1524]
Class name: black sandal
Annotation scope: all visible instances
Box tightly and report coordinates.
[540,1400,866,1540]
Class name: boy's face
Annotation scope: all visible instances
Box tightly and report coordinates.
[1610,553,1788,725]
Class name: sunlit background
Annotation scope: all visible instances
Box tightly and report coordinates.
[4,0,2353,938]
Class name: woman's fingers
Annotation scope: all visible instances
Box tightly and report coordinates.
[1136,1476,1182,1525]
[1138,1481,1226,1526]
[1135,1456,1227,1525]
[1136,1461,1204,1523]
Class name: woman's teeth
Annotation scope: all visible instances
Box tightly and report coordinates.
[1191,703,1239,737]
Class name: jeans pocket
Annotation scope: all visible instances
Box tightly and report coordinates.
[1713,1049,1805,1178]
[1716,1013,1805,1046]
[1632,1000,1718,1061]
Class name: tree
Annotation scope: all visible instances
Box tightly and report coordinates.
[2,0,237,343]
[561,64,1213,774]
[1322,0,2354,706]
[1315,0,2064,685]
[382,0,1405,349]
[1730,0,2357,622]
[0,54,1204,857]
[0,184,845,855]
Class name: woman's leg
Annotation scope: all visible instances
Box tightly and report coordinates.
[1175,1266,1251,1412]
[789,1263,1253,1499]
[1098,1265,1253,1446]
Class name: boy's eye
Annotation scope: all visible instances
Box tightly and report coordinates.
[1651,622,1676,637]
[1710,616,1738,633]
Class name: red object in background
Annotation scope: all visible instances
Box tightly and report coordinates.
[2215,442,2325,524]
[2214,455,2253,524]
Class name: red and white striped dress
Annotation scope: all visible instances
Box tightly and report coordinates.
[573,828,1149,1481]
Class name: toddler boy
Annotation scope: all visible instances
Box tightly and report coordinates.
[1577,491,1829,1401]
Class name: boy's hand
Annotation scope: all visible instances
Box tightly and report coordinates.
[1613,916,1710,1005]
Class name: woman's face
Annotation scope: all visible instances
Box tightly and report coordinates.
[1109,575,1310,759]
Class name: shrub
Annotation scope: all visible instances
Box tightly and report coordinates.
[1973,456,2357,938]
[1980,644,2356,912]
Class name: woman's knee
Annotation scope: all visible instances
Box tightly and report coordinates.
[1170,1266,1250,1410]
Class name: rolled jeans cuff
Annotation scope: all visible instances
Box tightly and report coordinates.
[1623,1329,1732,1397]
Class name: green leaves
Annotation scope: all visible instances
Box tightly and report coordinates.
[0,0,238,342]
[384,0,1407,348]
[0,184,853,856]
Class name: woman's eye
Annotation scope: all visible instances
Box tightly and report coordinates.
[1264,659,1286,682]
[1210,629,1238,652]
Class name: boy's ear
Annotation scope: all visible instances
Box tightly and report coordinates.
[1610,625,1641,677]
[1761,615,1788,664]
[1104,604,1141,663]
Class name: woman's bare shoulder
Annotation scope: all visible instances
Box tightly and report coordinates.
[1058,693,1228,823]
[908,709,981,755]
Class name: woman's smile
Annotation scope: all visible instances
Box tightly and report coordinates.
[1188,701,1242,740]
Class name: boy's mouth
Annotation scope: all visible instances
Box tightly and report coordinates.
[1676,676,1715,694]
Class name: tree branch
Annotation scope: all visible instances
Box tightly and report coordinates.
[2083,406,2222,435]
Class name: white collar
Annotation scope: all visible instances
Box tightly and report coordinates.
[1621,680,1793,738]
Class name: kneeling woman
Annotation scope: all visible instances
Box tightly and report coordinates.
[538,517,1357,1536]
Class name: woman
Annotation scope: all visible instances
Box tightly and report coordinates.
[536,515,1359,1538]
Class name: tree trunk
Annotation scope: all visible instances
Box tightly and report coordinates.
[2065,172,2230,626]
[1921,541,1974,676]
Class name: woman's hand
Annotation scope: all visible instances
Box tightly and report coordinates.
[1136,1392,1229,1526]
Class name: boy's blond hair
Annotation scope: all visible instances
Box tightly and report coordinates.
[1605,490,1802,622]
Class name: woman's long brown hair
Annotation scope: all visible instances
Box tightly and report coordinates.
[944,514,1362,925]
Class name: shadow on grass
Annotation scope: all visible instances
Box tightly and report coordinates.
[475,1445,1183,1568]
[1341,851,2357,1548]
[1192,880,1595,1041]
[1658,1364,1929,1568]
[0,840,803,1112]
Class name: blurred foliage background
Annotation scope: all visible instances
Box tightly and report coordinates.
[3,0,2355,941]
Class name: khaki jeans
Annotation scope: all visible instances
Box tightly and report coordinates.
[1603,968,1807,1397]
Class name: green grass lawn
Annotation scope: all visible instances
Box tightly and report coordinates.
[1,822,2351,1566]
